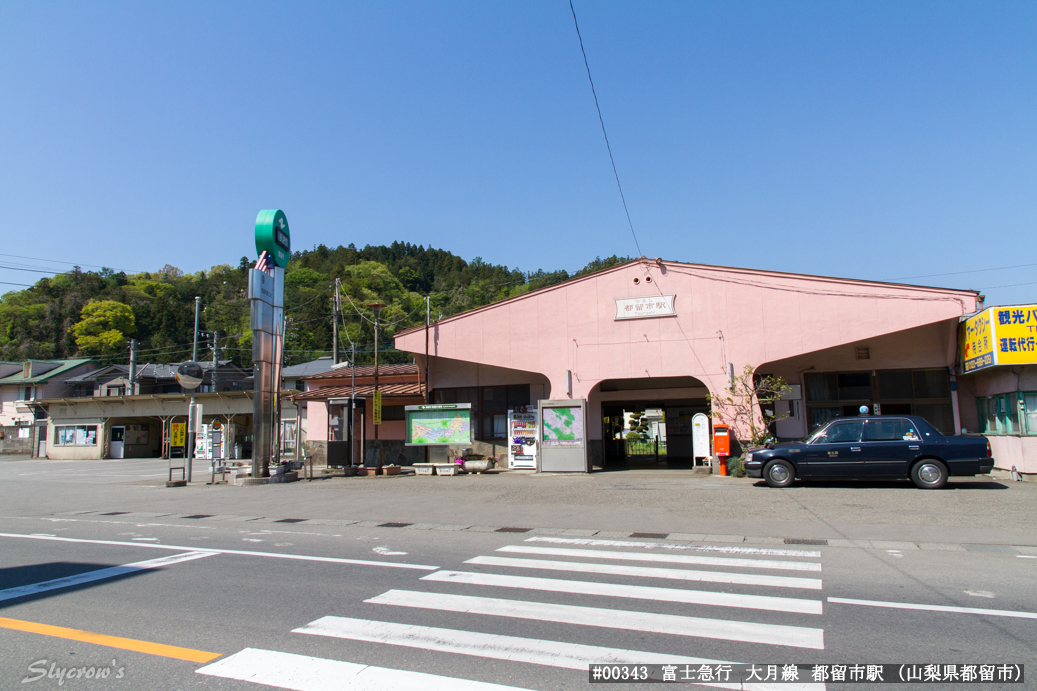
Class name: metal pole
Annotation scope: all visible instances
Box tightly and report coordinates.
[128,339,138,396]
[332,278,340,365]
[187,296,200,483]
[212,331,220,391]
[351,342,356,466]
[424,295,430,404]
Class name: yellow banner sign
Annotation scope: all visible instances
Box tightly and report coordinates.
[171,422,186,448]
[992,305,1037,365]
[961,310,993,372]
[373,390,382,425]
[960,305,1037,372]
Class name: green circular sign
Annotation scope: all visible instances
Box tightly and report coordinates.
[255,209,291,268]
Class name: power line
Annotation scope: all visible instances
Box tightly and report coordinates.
[569,0,643,258]
[0,280,33,287]
[891,262,1037,281]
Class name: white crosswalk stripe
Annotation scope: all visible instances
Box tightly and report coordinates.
[200,539,829,690]
[197,647,534,690]
[498,544,823,571]
[466,554,824,589]
[525,536,822,558]
[422,569,823,613]
[366,589,826,649]
[295,616,824,691]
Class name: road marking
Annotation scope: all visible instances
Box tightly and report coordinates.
[0,532,438,571]
[367,590,825,649]
[828,597,1037,620]
[1018,555,1037,559]
[526,536,821,558]
[423,570,823,614]
[0,552,214,603]
[197,647,532,690]
[467,556,823,590]
[0,616,220,663]
[499,545,822,572]
[295,616,825,691]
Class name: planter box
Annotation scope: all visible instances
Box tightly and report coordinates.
[413,464,435,476]
[433,464,458,476]
[383,466,401,476]
[358,467,381,476]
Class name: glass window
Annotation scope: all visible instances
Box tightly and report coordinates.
[805,373,838,402]
[877,371,914,400]
[913,370,951,399]
[837,373,871,400]
[483,386,507,412]
[864,419,919,441]
[1024,394,1037,435]
[808,406,841,430]
[507,385,530,408]
[816,420,864,443]
[913,403,955,435]
[54,425,98,446]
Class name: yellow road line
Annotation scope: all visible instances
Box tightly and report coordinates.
[0,616,220,663]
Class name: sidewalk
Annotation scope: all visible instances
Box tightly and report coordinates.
[6,459,1034,548]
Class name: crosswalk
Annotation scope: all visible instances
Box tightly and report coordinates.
[197,535,828,690]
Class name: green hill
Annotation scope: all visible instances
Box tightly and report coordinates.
[0,243,629,368]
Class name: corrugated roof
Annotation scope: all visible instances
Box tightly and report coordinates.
[288,382,423,401]
[0,359,96,385]
[301,362,419,381]
[282,357,335,379]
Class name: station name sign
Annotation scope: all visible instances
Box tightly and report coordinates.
[614,295,677,320]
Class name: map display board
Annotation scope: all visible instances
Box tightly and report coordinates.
[405,404,472,446]
[542,406,584,448]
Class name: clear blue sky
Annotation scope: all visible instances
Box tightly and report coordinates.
[2,1,1035,305]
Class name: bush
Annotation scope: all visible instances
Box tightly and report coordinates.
[726,456,747,478]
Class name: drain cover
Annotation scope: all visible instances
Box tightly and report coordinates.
[785,538,828,545]
[496,527,532,533]
[378,522,412,528]
[630,532,669,539]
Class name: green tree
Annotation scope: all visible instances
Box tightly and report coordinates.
[73,300,136,356]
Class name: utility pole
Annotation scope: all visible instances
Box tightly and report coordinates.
[368,303,385,443]
[212,331,220,391]
[424,295,430,404]
[187,296,200,483]
[332,278,340,365]
[128,339,138,396]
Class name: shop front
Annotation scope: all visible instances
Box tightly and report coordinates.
[394,259,980,470]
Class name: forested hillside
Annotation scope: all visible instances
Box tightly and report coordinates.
[0,243,629,368]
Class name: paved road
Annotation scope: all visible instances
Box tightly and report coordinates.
[0,458,1033,689]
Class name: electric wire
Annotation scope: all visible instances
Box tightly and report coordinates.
[891,262,1037,281]
[569,0,643,258]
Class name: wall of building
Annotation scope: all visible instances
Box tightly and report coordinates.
[397,261,976,445]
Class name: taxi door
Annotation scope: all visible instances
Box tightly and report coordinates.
[799,419,866,478]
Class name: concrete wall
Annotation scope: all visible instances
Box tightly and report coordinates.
[0,426,32,454]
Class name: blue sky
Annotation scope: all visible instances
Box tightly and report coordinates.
[2,1,1035,305]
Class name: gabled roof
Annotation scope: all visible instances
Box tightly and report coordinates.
[65,364,129,384]
[0,359,96,385]
[301,362,418,381]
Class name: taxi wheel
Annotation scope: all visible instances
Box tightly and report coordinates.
[911,459,948,489]
[763,460,795,488]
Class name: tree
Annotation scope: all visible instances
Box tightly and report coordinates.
[72,300,136,356]
[709,365,790,451]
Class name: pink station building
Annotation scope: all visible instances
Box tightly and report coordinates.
[305,259,1034,475]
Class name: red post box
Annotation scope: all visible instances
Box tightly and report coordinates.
[713,424,730,457]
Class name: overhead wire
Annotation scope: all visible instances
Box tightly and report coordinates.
[569,0,643,258]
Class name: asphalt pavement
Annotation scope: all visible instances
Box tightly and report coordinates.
[0,456,1033,690]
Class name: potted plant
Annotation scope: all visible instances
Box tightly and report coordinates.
[383,464,401,476]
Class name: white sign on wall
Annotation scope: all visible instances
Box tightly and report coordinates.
[614,295,676,320]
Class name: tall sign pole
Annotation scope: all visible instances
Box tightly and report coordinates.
[250,209,290,480]
[187,296,200,482]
